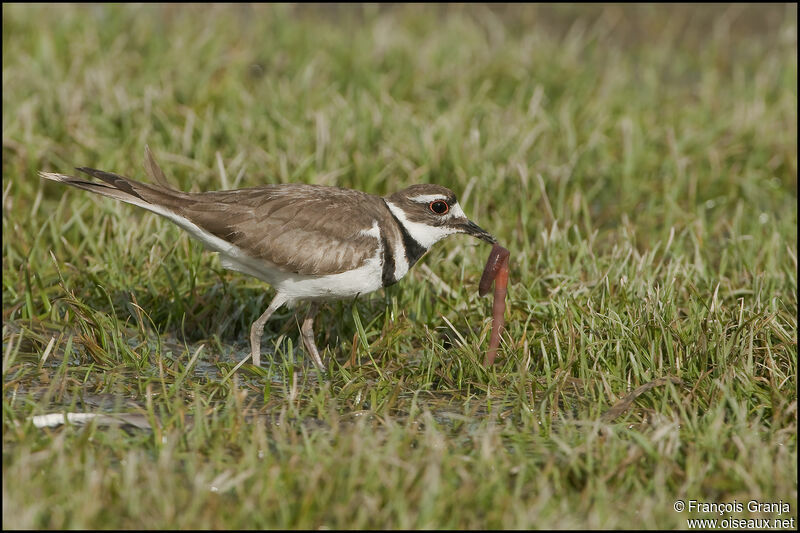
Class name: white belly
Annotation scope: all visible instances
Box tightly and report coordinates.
[267,254,384,303]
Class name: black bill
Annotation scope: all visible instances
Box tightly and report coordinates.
[461,220,497,244]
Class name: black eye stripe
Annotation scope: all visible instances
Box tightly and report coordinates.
[429,200,449,214]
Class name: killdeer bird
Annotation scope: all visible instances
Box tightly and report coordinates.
[41,148,496,370]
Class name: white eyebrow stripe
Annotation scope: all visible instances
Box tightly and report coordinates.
[409,194,450,203]
[410,195,468,220]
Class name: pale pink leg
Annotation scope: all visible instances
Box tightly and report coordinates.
[248,293,286,366]
[300,302,325,370]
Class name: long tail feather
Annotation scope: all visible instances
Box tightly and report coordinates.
[40,151,187,211]
[39,170,147,205]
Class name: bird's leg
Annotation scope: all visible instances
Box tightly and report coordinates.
[248,293,286,366]
[300,302,325,370]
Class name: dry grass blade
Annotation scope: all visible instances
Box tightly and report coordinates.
[601,376,684,422]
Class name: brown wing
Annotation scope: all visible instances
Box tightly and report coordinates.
[177,184,386,276]
[46,165,383,276]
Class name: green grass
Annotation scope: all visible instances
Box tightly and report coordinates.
[2,3,797,529]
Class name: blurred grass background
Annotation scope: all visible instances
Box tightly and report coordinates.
[2,3,797,529]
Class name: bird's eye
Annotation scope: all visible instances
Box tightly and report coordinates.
[429,200,449,215]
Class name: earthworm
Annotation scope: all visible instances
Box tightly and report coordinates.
[479,243,510,365]
[479,243,508,297]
